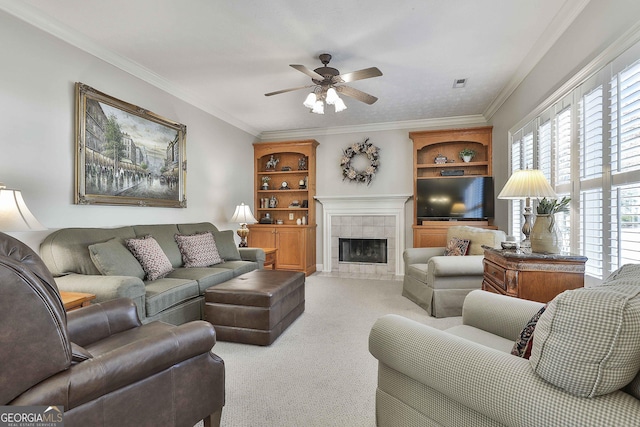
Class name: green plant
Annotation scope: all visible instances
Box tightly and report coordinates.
[536,196,571,215]
[459,148,476,158]
[261,176,271,184]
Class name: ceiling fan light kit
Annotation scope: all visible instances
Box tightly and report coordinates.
[266,53,382,115]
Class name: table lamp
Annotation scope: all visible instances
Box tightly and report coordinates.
[497,169,556,250]
[0,183,46,231]
[230,203,257,247]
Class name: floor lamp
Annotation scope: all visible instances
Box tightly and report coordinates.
[497,170,556,250]
[230,203,257,247]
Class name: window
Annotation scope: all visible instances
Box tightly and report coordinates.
[509,41,640,281]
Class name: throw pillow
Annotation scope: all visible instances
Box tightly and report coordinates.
[125,235,174,281]
[511,305,546,359]
[444,237,470,256]
[88,238,145,279]
[212,230,241,261]
[529,282,640,397]
[175,232,222,268]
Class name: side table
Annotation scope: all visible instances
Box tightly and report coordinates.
[482,246,587,303]
[60,291,96,312]
[262,247,278,269]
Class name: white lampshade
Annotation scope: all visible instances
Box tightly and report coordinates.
[230,203,257,225]
[312,100,325,114]
[325,87,339,105]
[303,92,317,109]
[334,97,347,112]
[0,184,46,231]
[497,169,556,200]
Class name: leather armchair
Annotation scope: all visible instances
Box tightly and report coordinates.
[0,232,224,427]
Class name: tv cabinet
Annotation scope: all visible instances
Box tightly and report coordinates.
[248,139,318,276]
[410,127,493,248]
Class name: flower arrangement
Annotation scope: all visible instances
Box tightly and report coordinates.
[536,196,571,215]
[459,148,476,159]
[340,138,380,185]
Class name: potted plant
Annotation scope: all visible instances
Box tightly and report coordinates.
[261,176,271,190]
[531,196,571,253]
[459,148,476,163]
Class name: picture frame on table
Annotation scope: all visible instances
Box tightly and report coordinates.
[74,82,187,208]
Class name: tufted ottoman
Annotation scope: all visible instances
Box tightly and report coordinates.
[204,269,305,345]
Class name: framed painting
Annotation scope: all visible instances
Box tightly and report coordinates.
[74,82,187,208]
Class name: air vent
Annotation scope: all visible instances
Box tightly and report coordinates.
[453,78,467,88]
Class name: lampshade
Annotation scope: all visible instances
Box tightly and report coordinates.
[325,87,339,105]
[230,203,257,225]
[497,169,556,200]
[303,92,317,109]
[312,100,325,114]
[333,97,347,112]
[0,184,46,231]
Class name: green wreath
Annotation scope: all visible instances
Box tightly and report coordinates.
[340,138,380,185]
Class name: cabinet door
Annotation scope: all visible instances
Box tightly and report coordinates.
[248,228,276,248]
[276,228,305,270]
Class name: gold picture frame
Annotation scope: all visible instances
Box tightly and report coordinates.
[74,82,187,208]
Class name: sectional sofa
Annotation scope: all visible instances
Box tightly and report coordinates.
[40,222,265,325]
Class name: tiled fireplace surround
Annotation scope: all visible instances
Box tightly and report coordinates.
[315,195,411,276]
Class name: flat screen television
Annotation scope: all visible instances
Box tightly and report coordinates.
[416,176,494,221]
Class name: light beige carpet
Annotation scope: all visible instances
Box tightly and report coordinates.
[197,273,462,427]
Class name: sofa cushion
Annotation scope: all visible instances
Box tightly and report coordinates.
[89,238,145,279]
[175,232,222,267]
[133,224,182,268]
[143,277,200,317]
[446,226,505,255]
[215,260,258,276]
[212,230,241,261]
[168,267,235,294]
[530,282,640,397]
[126,236,174,281]
[511,305,546,359]
[444,237,470,256]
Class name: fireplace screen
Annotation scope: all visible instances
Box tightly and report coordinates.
[339,238,387,264]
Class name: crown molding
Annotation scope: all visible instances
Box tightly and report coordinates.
[258,114,488,141]
[483,0,591,120]
[0,0,261,137]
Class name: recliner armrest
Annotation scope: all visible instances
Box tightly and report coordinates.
[369,314,640,426]
[67,298,141,346]
[11,321,218,410]
[403,247,445,265]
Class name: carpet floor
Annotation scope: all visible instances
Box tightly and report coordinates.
[197,273,462,427]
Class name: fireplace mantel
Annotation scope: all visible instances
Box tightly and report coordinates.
[315,194,412,275]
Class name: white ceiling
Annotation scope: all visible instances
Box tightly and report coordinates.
[4,0,588,137]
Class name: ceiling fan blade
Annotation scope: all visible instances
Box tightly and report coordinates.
[337,85,378,105]
[290,64,325,81]
[335,67,383,83]
[265,85,315,96]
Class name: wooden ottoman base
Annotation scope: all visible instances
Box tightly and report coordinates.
[204,269,305,345]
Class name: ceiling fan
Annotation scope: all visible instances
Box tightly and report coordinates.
[265,53,383,113]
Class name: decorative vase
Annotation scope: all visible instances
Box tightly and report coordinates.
[462,155,473,163]
[530,214,562,254]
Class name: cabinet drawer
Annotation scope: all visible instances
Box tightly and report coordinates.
[484,260,506,290]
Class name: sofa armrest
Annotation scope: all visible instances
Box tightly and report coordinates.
[239,247,266,268]
[369,314,640,426]
[67,298,142,346]
[403,247,445,265]
[462,290,545,340]
[11,321,219,410]
[427,255,484,277]
[54,273,146,320]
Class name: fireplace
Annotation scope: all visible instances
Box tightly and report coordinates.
[339,238,388,264]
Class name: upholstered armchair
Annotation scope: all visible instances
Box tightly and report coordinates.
[402,225,505,317]
[0,232,225,427]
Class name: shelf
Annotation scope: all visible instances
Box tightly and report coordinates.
[257,208,308,211]
[258,170,308,175]
[258,189,308,193]
[417,161,489,169]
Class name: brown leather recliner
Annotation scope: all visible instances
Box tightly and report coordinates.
[0,232,225,427]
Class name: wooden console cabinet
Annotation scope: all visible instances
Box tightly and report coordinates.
[248,140,318,276]
[410,126,494,248]
[482,247,587,303]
